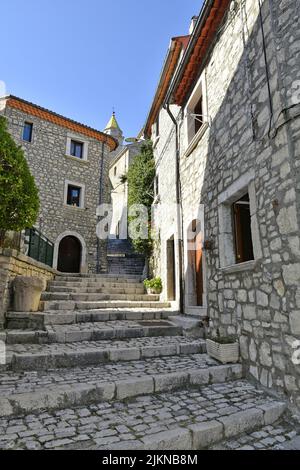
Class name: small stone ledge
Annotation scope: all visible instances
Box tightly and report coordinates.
[0,363,243,416]
[183,122,209,158]
[219,259,262,275]
[0,248,58,275]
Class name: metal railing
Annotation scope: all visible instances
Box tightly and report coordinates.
[25,228,54,268]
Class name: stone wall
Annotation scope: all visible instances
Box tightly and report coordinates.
[150,0,300,408]
[109,143,142,238]
[201,0,300,409]
[151,106,181,309]
[0,104,111,273]
[0,249,57,329]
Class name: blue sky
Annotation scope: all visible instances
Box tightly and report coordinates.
[0,0,202,137]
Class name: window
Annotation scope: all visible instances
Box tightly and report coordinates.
[67,185,82,207]
[23,122,33,142]
[114,166,117,176]
[194,95,203,135]
[185,73,207,149]
[66,135,88,161]
[70,140,84,159]
[232,193,254,264]
[218,173,262,270]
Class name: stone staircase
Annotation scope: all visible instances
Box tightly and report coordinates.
[107,239,145,276]
[0,273,288,450]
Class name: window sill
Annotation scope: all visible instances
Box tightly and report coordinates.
[63,204,86,211]
[65,154,88,164]
[219,259,262,274]
[183,122,209,158]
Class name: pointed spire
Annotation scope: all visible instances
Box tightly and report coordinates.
[104,110,124,147]
[105,111,121,131]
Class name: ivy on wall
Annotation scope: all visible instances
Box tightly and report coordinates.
[127,140,155,257]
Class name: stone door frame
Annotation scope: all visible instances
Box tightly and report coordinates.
[53,231,87,273]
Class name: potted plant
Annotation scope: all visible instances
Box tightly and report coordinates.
[206,330,239,364]
[143,277,163,295]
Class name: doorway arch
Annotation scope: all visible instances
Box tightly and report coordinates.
[53,231,87,273]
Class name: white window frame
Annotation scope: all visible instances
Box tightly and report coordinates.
[184,71,208,151]
[64,180,85,209]
[66,134,88,161]
[218,171,262,271]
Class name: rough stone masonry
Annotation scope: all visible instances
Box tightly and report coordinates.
[146,0,300,409]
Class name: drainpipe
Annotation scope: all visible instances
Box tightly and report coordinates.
[164,103,185,315]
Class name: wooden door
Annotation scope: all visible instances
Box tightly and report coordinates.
[167,238,176,301]
[57,236,81,273]
[195,233,203,306]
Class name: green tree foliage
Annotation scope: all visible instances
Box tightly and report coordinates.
[0,116,39,243]
[127,141,155,257]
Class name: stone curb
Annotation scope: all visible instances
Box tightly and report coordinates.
[5,309,172,329]
[5,323,182,345]
[96,402,287,451]
[9,340,207,371]
[0,363,243,417]
[42,300,171,311]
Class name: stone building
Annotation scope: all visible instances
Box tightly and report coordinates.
[0,95,117,273]
[145,0,300,408]
[106,113,143,239]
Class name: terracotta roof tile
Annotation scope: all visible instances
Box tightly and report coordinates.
[6,96,118,151]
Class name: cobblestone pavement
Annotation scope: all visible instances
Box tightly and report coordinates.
[0,380,286,450]
[0,354,218,396]
[210,419,300,450]
[6,335,200,355]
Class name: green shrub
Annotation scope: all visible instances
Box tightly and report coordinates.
[143,277,162,292]
[0,116,39,244]
[127,141,155,257]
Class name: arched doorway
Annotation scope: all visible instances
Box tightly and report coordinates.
[57,236,82,273]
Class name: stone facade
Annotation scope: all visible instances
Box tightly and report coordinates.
[146,0,300,408]
[0,96,116,273]
[109,143,142,238]
[0,248,56,328]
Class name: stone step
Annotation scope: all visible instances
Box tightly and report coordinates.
[47,286,145,294]
[0,380,286,450]
[40,300,171,311]
[4,320,182,344]
[48,280,144,289]
[56,275,141,282]
[6,309,174,329]
[5,336,206,371]
[41,293,158,302]
[0,356,243,417]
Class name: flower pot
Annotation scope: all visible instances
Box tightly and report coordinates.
[206,339,239,364]
[146,287,162,295]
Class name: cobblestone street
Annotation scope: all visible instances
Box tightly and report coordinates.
[0,380,292,450]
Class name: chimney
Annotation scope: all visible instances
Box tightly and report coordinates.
[189,16,198,35]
